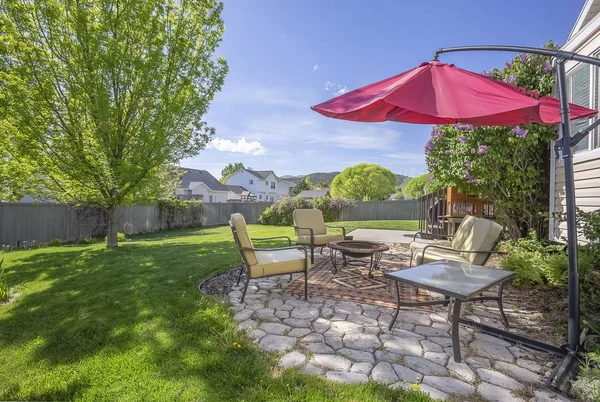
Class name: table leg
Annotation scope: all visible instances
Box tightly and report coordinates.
[451,298,463,363]
[368,254,375,278]
[389,281,401,331]
[497,281,510,329]
[329,249,338,274]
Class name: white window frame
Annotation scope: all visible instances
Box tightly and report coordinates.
[249,179,253,185]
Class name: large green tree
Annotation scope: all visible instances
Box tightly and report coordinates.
[404,174,431,199]
[330,164,396,201]
[292,176,312,195]
[0,0,227,246]
[220,162,244,183]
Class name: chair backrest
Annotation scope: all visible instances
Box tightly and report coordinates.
[451,215,477,249]
[293,209,327,236]
[229,213,258,266]
[460,217,503,265]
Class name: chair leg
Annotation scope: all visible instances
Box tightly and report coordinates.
[236,264,245,286]
[240,275,250,303]
[289,274,293,281]
[310,246,315,264]
[304,269,308,300]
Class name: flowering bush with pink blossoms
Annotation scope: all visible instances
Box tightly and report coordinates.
[425,41,559,239]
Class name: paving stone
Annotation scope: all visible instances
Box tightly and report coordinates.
[363,326,381,335]
[312,354,352,371]
[279,350,306,369]
[474,332,512,347]
[392,364,423,383]
[239,319,258,330]
[258,335,297,354]
[331,321,363,335]
[255,308,278,321]
[509,346,533,359]
[283,318,312,328]
[427,336,453,348]
[430,313,448,323]
[391,329,425,341]
[291,307,320,320]
[404,356,448,376]
[516,359,542,373]
[347,314,379,327]
[424,352,448,366]
[285,299,311,308]
[248,329,266,341]
[260,322,290,335]
[414,325,450,338]
[330,314,347,321]
[274,310,290,319]
[421,340,444,352]
[302,363,323,375]
[431,322,452,331]
[302,342,335,354]
[389,381,413,391]
[268,299,284,308]
[465,356,492,369]
[277,303,294,311]
[302,333,324,343]
[288,328,311,337]
[495,361,542,384]
[447,360,476,383]
[324,328,344,337]
[375,350,402,364]
[343,333,381,351]
[477,368,524,391]
[531,389,570,402]
[363,309,380,320]
[233,309,253,322]
[324,336,343,350]
[470,340,514,362]
[422,375,474,396]
[325,371,368,383]
[338,348,375,363]
[394,311,432,326]
[418,384,449,400]
[350,362,373,375]
[321,307,334,317]
[380,334,423,356]
[377,314,393,327]
[478,382,524,402]
[334,302,363,315]
[371,362,399,384]
[312,318,330,333]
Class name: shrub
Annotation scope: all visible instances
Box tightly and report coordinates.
[0,259,9,302]
[105,232,126,243]
[258,196,354,226]
[49,238,63,247]
[76,237,96,245]
[501,247,543,286]
[572,350,600,402]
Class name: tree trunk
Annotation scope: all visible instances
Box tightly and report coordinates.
[106,207,119,247]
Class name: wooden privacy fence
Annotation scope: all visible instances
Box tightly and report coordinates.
[0,199,418,247]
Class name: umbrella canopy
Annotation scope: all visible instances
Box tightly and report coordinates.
[311,61,597,126]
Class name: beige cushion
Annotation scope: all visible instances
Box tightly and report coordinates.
[460,218,503,264]
[230,213,258,266]
[293,209,327,236]
[413,246,470,265]
[451,215,477,249]
[251,249,308,278]
[297,233,345,246]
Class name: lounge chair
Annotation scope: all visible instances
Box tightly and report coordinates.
[229,213,310,302]
[409,215,504,266]
[292,209,346,263]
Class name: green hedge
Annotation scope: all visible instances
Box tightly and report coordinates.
[258,196,354,226]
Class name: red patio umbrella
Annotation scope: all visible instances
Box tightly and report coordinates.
[311,61,597,126]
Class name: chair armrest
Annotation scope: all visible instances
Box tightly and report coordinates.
[413,232,452,241]
[292,226,315,245]
[420,244,506,261]
[241,246,309,263]
[251,236,292,246]
[325,225,346,238]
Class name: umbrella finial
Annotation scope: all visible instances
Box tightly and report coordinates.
[432,53,439,61]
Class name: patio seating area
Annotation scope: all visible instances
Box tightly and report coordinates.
[226,243,570,401]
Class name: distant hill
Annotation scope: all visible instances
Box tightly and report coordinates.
[281,172,413,189]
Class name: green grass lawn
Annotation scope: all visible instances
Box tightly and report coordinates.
[0,223,430,401]
[336,220,419,232]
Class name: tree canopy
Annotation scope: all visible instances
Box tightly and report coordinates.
[292,176,312,195]
[0,0,228,246]
[404,174,430,199]
[220,162,244,183]
[330,164,396,201]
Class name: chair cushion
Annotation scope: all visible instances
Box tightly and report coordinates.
[293,209,327,236]
[413,246,470,265]
[451,215,477,250]
[251,249,308,278]
[460,218,503,265]
[230,213,258,266]
[297,233,345,246]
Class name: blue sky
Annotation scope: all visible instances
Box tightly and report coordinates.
[181,0,586,179]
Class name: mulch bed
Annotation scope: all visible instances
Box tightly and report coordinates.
[199,267,241,297]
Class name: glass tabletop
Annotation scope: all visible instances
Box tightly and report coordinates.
[384,260,515,300]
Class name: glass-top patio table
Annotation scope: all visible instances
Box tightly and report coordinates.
[384,260,515,363]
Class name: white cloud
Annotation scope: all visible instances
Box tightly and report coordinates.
[313,64,319,71]
[333,86,348,96]
[208,137,267,156]
[324,81,349,97]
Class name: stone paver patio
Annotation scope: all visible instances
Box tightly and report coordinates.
[227,251,572,402]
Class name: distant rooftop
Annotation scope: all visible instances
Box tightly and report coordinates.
[298,189,330,198]
[179,168,228,191]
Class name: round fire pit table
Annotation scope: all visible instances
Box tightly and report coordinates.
[328,240,390,278]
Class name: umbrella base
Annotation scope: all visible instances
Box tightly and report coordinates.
[548,352,581,393]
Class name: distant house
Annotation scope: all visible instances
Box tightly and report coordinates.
[298,189,330,199]
[176,168,229,203]
[225,185,256,202]
[277,180,296,198]
[226,168,283,201]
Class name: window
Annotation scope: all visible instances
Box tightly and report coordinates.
[567,64,591,153]
[209,195,213,203]
[249,179,253,185]
[259,194,262,200]
[270,196,274,201]
[266,181,269,186]
[271,182,276,189]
